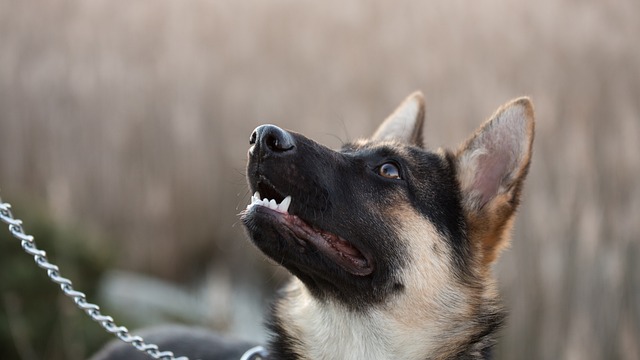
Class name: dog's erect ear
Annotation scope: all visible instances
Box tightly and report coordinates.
[455,97,535,266]
[372,91,425,147]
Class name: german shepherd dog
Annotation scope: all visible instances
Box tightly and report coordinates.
[92,92,534,360]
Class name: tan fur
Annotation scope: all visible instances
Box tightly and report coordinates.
[275,205,493,360]
[385,205,479,360]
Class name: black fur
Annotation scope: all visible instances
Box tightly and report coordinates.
[243,130,410,309]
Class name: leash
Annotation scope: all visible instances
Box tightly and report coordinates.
[0,195,268,360]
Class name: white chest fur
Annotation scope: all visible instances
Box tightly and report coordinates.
[276,280,445,360]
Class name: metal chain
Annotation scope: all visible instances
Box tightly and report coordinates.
[0,197,189,360]
[0,196,269,360]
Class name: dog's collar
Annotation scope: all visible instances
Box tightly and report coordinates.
[240,345,269,360]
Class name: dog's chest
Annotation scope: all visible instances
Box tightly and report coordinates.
[294,309,393,360]
[277,288,435,360]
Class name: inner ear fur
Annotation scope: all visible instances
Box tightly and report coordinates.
[372,91,425,147]
[455,97,535,266]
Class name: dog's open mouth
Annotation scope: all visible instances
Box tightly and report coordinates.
[245,191,374,276]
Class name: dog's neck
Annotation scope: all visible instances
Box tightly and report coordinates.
[265,279,502,360]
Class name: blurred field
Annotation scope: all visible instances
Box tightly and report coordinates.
[1,0,639,359]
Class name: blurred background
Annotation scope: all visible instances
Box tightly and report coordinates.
[0,0,638,359]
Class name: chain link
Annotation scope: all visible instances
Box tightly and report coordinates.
[240,346,269,360]
[0,197,189,360]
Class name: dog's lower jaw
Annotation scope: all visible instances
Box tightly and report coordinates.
[266,278,502,360]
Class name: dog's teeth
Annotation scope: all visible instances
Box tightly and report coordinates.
[246,193,292,214]
[278,196,291,213]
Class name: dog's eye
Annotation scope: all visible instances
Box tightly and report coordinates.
[378,162,401,179]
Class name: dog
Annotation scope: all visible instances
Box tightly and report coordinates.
[91,91,534,360]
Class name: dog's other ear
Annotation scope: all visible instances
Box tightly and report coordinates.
[372,91,425,147]
[455,97,535,266]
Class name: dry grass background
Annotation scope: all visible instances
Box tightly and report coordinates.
[1,0,639,359]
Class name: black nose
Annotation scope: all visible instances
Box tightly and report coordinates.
[250,124,295,156]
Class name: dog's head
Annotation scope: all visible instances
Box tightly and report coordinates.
[241,92,534,313]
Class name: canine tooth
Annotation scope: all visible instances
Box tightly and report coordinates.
[269,199,277,209]
[254,191,261,199]
[279,196,291,213]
